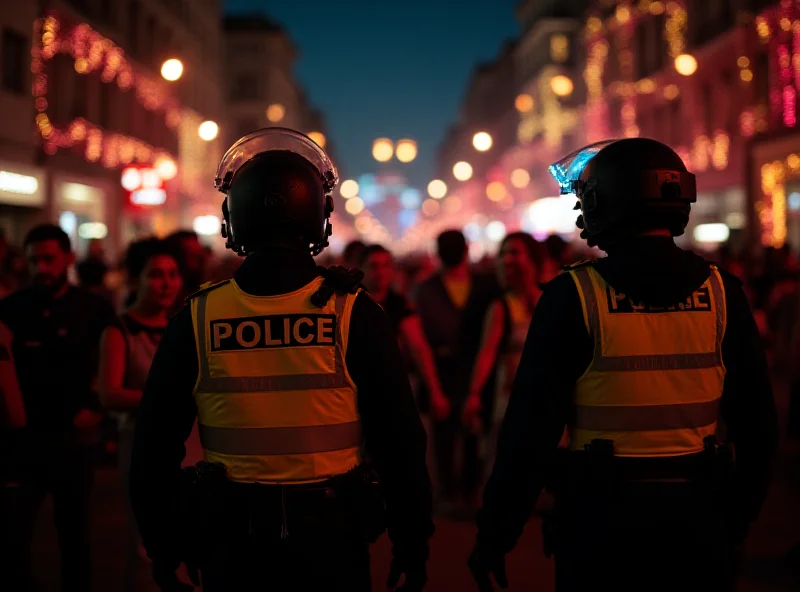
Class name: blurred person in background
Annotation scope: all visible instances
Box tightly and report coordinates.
[97,238,184,586]
[0,224,117,592]
[1,319,25,488]
[342,239,366,269]
[166,230,210,303]
[540,235,570,283]
[76,240,112,302]
[415,229,498,517]
[0,228,27,298]
[463,232,543,460]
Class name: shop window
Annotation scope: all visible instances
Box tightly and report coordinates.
[1,29,27,94]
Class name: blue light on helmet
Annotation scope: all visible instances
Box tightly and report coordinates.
[548,140,618,194]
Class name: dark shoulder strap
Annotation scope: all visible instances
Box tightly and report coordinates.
[310,266,365,308]
[185,279,231,304]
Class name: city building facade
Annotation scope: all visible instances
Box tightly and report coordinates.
[0,0,226,260]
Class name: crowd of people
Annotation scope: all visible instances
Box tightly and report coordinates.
[0,220,797,590]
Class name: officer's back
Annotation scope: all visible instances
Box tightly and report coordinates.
[128,129,433,592]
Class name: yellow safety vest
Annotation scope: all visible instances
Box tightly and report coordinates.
[189,276,363,484]
[568,265,726,457]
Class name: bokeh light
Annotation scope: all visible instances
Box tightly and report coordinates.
[396,139,418,163]
[160,59,183,81]
[340,179,359,199]
[453,161,473,181]
[198,121,218,141]
[472,132,493,152]
[308,131,326,148]
[486,181,507,202]
[155,157,177,180]
[515,94,534,113]
[427,179,447,199]
[510,169,530,189]
[486,221,507,242]
[422,199,440,217]
[550,75,574,97]
[266,104,285,123]
[674,54,698,76]
[345,197,365,215]
[372,138,394,162]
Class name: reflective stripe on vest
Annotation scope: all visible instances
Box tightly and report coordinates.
[191,278,362,484]
[568,266,726,457]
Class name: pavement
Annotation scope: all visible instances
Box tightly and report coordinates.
[28,383,800,591]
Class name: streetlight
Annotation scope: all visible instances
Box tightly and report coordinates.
[453,161,473,181]
[160,58,184,82]
[340,179,359,199]
[267,104,285,123]
[308,131,326,148]
[427,179,447,199]
[198,121,219,142]
[396,139,418,163]
[550,75,574,97]
[674,54,698,76]
[472,132,493,152]
[372,138,394,162]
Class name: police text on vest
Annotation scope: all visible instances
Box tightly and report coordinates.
[210,314,337,351]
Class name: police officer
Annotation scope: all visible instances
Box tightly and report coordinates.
[468,138,779,591]
[129,128,433,591]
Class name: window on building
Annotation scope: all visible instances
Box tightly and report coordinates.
[71,72,88,120]
[233,74,259,100]
[99,80,112,129]
[129,1,140,54]
[1,29,27,94]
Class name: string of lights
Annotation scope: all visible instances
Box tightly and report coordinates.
[31,12,178,168]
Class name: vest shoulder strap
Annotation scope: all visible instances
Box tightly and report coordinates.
[185,279,231,303]
[563,259,594,272]
[310,266,365,308]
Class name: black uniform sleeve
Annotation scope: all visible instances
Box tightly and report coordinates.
[476,273,591,554]
[345,292,434,563]
[129,305,199,568]
[718,273,779,544]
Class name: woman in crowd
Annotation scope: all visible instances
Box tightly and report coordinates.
[97,238,183,583]
[462,232,543,452]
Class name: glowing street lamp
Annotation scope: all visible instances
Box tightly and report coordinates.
[267,104,285,123]
[510,168,530,189]
[674,54,698,76]
[345,197,365,215]
[396,139,418,163]
[472,132,493,152]
[453,161,473,182]
[160,58,184,82]
[198,121,219,142]
[515,94,534,113]
[372,138,394,162]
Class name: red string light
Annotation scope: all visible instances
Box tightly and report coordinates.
[31,12,179,168]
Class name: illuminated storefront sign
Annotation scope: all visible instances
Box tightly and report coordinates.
[122,165,167,206]
[0,164,46,207]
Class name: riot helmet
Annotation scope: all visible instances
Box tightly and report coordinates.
[549,138,696,248]
[215,128,338,256]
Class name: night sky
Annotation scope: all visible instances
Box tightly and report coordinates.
[224,0,520,189]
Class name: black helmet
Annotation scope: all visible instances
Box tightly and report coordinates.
[215,128,338,256]
[549,138,697,247]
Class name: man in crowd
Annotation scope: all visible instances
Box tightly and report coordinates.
[0,224,118,592]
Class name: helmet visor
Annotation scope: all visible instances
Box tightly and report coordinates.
[548,140,618,194]
[215,127,338,193]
